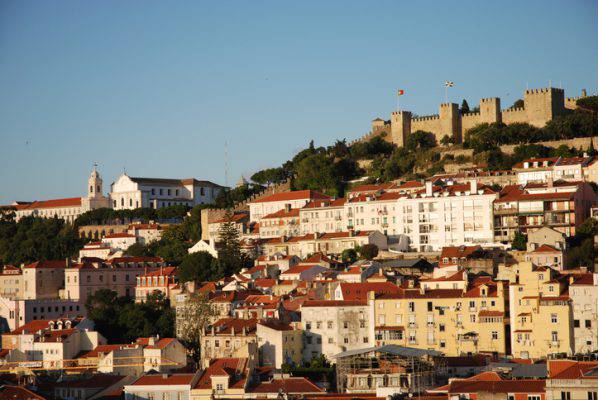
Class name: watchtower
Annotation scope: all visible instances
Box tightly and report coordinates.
[524,88,566,127]
[390,111,412,147]
[480,97,501,124]
[439,103,461,144]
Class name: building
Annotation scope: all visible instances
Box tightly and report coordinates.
[256,319,303,368]
[110,174,225,210]
[545,359,598,400]
[124,372,201,400]
[62,257,165,303]
[101,232,137,251]
[494,180,598,242]
[527,226,568,252]
[300,198,347,235]
[248,190,330,223]
[432,371,546,399]
[569,273,598,354]
[0,265,23,299]
[508,262,574,359]
[525,244,564,270]
[395,181,497,251]
[372,276,508,357]
[259,207,301,238]
[334,345,442,396]
[513,155,598,185]
[53,374,130,400]
[263,231,387,259]
[22,260,67,300]
[135,266,179,302]
[14,167,111,223]
[365,87,583,147]
[300,300,372,362]
[202,318,258,364]
[190,358,251,400]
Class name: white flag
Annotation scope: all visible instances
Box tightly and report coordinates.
[445,81,454,87]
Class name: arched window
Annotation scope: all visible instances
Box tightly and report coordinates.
[121,198,124,206]
[90,186,93,193]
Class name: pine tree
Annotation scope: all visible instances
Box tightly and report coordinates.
[217,209,244,276]
[461,99,470,114]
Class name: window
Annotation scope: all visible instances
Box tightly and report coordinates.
[439,324,445,332]
[408,302,414,312]
[327,321,333,329]
[552,331,559,342]
[306,322,311,330]
[492,331,498,340]
[316,321,321,329]
[363,337,369,343]
[528,396,540,400]
[343,321,349,329]
[427,302,433,312]
[378,315,385,325]
[586,320,592,328]
[216,384,224,391]
[328,337,333,344]
[344,337,349,344]
[587,392,597,400]
[551,313,558,323]
[560,392,571,400]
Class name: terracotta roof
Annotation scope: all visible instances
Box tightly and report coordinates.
[0,386,47,400]
[139,266,178,277]
[103,232,136,239]
[303,252,341,265]
[302,198,347,208]
[209,318,258,335]
[548,360,598,379]
[79,344,137,359]
[130,373,197,386]
[23,260,66,269]
[18,197,81,210]
[339,282,399,300]
[258,319,294,331]
[440,246,482,261]
[194,358,248,389]
[570,273,595,286]
[254,278,277,288]
[8,318,81,335]
[262,208,301,219]
[445,355,489,367]
[302,300,367,307]
[249,377,324,393]
[136,337,176,349]
[532,244,561,253]
[251,190,330,204]
[448,379,545,394]
[512,157,559,169]
[281,264,324,275]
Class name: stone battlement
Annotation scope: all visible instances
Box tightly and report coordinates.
[365,86,589,147]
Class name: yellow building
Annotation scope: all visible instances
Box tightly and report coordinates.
[202,318,258,367]
[371,276,507,357]
[256,319,302,368]
[508,262,574,359]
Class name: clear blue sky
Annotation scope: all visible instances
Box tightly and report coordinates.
[1,0,597,204]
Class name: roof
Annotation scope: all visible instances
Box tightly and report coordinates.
[194,358,248,390]
[130,373,197,386]
[258,319,295,331]
[249,378,324,393]
[251,190,330,204]
[0,386,47,400]
[440,245,482,261]
[209,318,258,335]
[129,177,223,188]
[262,208,301,219]
[103,232,136,239]
[533,244,561,253]
[139,266,178,277]
[445,355,489,367]
[281,264,325,275]
[55,375,126,389]
[334,344,442,359]
[548,360,598,379]
[302,198,347,209]
[23,260,66,269]
[448,379,545,394]
[339,282,400,300]
[302,300,367,308]
[212,212,249,224]
[136,337,176,349]
[17,197,81,210]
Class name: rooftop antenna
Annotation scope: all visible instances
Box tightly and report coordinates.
[224,139,229,188]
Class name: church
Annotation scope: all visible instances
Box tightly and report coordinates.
[13,167,111,223]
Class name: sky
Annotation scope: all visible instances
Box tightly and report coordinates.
[1,0,597,204]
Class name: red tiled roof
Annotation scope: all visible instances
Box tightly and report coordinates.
[281,264,324,275]
[262,208,301,219]
[548,360,598,379]
[533,244,561,253]
[136,337,176,349]
[440,246,482,261]
[251,190,330,204]
[139,266,178,277]
[258,319,294,331]
[302,198,347,209]
[302,300,367,307]
[80,344,137,359]
[194,358,248,389]
[254,278,277,288]
[0,386,47,400]
[339,282,399,300]
[23,260,66,269]
[210,318,258,335]
[249,377,324,393]
[104,232,136,239]
[130,373,197,386]
[304,252,341,265]
[448,379,545,394]
[19,197,81,210]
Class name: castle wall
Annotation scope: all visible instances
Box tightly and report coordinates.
[501,107,527,124]
[461,113,481,133]
[411,116,441,136]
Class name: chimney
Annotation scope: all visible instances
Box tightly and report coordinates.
[148,336,156,346]
[285,204,291,212]
[425,181,433,196]
[470,179,478,193]
[547,176,554,188]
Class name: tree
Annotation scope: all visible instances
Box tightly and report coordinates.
[179,251,219,283]
[358,244,379,260]
[405,130,436,150]
[512,99,524,109]
[460,99,470,114]
[293,153,339,196]
[177,292,216,365]
[576,96,598,113]
[217,210,245,277]
[440,135,453,147]
[576,218,598,239]
[511,231,527,251]
[341,248,357,264]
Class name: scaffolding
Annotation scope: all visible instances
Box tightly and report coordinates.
[334,345,446,395]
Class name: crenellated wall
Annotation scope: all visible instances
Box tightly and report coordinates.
[364,86,590,147]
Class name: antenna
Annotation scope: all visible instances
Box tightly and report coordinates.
[224,140,229,187]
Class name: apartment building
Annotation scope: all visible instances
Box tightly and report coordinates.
[248,190,330,223]
[207,212,252,243]
[397,181,497,251]
[124,372,201,400]
[513,156,598,185]
[202,318,258,365]
[256,319,303,368]
[0,265,23,299]
[525,244,564,270]
[262,231,387,258]
[345,192,402,237]
[300,300,372,362]
[299,198,347,235]
[372,276,507,357]
[508,262,574,359]
[61,257,165,303]
[22,260,67,300]
[545,360,598,400]
[259,206,301,238]
[135,266,178,302]
[494,180,598,242]
[569,273,598,354]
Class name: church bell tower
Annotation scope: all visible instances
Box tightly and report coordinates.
[88,164,103,198]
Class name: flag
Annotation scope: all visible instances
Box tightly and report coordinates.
[398,89,405,96]
[444,81,454,87]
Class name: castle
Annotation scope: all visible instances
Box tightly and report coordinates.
[364,87,588,146]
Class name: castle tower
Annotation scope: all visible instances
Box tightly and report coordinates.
[479,97,501,124]
[88,165,103,198]
[524,88,566,127]
[439,103,461,144]
[390,111,412,147]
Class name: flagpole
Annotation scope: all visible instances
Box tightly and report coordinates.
[397,92,400,112]
[444,85,448,103]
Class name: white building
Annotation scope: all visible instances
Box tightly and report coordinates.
[110,174,225,210]
[101,232,137,251]
[345,192,402,237]
[248,190,330,223]
[300,300,373,362]
[299,198,347,235]
[569,273,598,354]
[14,167,111,223]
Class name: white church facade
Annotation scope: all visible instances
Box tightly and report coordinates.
[109,175,226,210]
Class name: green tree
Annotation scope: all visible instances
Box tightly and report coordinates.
[217,210,245,277]
[179,251,219,283]
[512,99,524,109]
[358,244,379,260]
[293,153,339,196]
[341,248,357,264]
[576,96,598,113]
[511,231,527,251]
[440,135,453,147]
[405,130,436,150]
[460,99,470,114]
[177,292,217,365]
